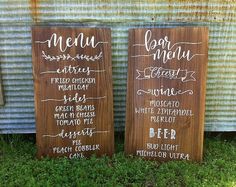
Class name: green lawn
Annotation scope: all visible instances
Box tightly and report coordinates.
[0,134,236,187]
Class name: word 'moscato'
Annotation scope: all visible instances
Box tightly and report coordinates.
[32,27,114,159]
[125,27,208,162]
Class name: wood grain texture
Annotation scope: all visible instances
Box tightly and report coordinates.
[125,27,208,162]
[32,27,114,159]
[0,77,3,105]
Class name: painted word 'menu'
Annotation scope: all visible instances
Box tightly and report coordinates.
[132,30,204,63]
[35,33,108,52]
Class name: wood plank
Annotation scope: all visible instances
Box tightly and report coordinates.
[125,27,208,162]
[32,27,114,159]
[0,77,3,105]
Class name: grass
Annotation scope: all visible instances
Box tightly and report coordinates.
[0,133,235,187]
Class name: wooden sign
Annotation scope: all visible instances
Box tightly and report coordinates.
[125,27,208,162]
[32,27,114,158]
[0,68,3,105]
[0,77,3,105]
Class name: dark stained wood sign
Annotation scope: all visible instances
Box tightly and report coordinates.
[0,68,3,105]
[125,27,208,162]
[0,77,3,105]
[32,27,114,158]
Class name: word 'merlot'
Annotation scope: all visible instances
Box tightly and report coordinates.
[35,32,108,52]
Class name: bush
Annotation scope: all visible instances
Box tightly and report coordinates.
[0,134,235,186]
